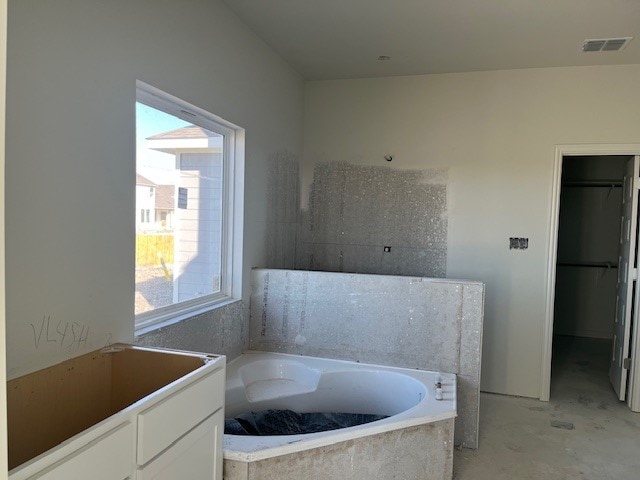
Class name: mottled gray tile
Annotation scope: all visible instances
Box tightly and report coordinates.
[249,269,484,448]
[226,419,454,480]
[136,300,245,360]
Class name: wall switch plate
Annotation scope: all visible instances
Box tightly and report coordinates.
[509,237,529,250]
[383,246,391,252]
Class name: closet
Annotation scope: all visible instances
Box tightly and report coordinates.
[552,155,632,398]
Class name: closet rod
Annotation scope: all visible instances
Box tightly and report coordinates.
[557,262,618,269]
[562,180,622,187]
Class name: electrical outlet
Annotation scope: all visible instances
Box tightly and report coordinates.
[509,237,529,250]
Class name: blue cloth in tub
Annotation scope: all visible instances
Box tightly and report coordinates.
[225,409,388,436]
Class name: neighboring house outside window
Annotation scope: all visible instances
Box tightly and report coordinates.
[144,125,225,305]
[155,185,175,229]
[135,82,244,332]
[136,174,156,230]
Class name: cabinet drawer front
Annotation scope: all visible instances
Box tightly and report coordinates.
[137,367,224,465]
[137,410,222,480]
[31,422,134,480]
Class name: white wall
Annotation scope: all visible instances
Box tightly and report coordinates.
[5,0,303,378]
[303,65,640,398]
[1,0,8,474]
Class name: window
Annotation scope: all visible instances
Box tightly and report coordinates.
[135,82,244,331]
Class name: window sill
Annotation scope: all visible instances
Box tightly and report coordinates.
[134,297,241,337]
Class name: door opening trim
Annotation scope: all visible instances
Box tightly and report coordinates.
[542,144,640,409]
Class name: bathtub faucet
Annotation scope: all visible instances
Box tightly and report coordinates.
[435,380,443,401]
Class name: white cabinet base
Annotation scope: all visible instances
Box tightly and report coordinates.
[8,345,225,480]
[137,411,223,480]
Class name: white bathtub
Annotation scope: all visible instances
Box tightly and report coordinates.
[223,351,457,463]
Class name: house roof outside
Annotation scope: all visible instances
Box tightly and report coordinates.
[146,125,224,154]
[147,125,222,141]
[155,185,175,211]
[136,173,157,187]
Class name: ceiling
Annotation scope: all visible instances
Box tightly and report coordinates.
[222,0,640,80]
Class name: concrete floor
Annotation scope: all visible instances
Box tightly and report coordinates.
[453,336,640,480]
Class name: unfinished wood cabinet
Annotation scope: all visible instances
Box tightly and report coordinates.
[7,345,225,480]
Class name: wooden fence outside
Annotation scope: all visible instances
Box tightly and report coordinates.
[136,234,174,266]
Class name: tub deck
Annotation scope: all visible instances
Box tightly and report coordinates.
[224,351,456,464]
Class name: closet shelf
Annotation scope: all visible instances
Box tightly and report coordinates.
[557,261,618,269]
[562,180,622,187]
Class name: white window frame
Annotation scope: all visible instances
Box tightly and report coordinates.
[135,81,244,334]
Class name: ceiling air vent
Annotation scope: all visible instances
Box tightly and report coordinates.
[582,37,633,52]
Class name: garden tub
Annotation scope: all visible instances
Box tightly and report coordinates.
[223,352,456,480]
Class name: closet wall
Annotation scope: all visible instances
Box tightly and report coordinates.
[554,156,630,339]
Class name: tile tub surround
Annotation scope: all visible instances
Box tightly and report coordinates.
[224,418,454,480]
[136,300,245,361]
[248,268,484,448]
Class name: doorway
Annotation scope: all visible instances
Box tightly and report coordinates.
[543,145,640,411]
[552,155,630,402]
